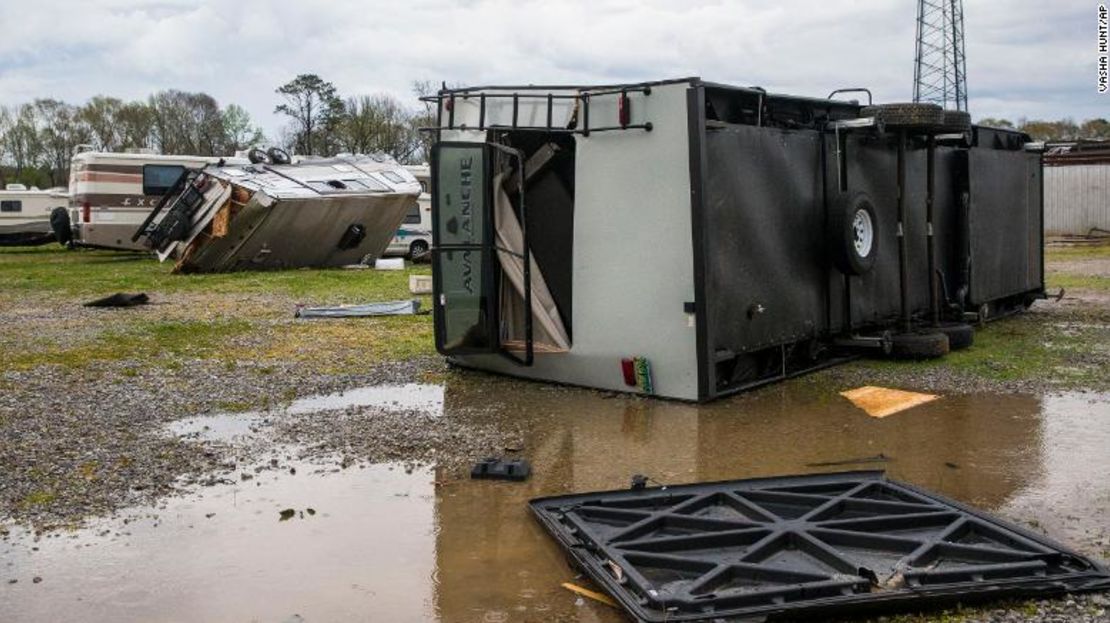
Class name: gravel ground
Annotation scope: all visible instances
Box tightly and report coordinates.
[2,250,1108,621]
[845,593,1110,623]
[0,356,443,530]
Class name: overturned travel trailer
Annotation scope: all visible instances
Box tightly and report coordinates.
[134,153,421,272]
[425,78,1045,401]
[0,185,69,246]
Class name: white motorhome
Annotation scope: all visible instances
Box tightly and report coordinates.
[384,165,432,259]
[0,184,70,246]
[67,149,244,250]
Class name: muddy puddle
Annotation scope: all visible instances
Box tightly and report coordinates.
[3,378,1109,623]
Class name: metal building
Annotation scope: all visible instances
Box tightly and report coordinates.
[1044,143,1110,236]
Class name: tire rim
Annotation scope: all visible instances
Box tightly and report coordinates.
[852,208,874,258]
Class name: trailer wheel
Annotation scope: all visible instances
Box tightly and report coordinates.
[890,331,950,360]
[933,322,974,350]
[861,103,945,131]
[49,207,73,248]
[829,192,879,275]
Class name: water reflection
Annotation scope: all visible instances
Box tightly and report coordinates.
[3,375,1108,623]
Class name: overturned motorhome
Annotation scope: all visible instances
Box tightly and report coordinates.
[426,78,1045,401]
[134,152,422,273]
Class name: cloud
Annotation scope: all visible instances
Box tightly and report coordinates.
[0,0,1104,137]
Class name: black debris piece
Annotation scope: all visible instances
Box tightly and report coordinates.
[530,471,1110,622]
[84,292,150,308]
[471,458,531,482]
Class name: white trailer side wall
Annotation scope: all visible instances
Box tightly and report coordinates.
[442,82,702,399]
[1044,163,1110,235]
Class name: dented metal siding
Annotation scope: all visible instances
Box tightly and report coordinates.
[1045,163,1110,235]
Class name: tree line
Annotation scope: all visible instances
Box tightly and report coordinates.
[0,74,434,189]
[977,117,1110,142]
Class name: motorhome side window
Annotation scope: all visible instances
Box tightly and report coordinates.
[143,165,187,195]
[0,200,21,212]
[403,204,421,224]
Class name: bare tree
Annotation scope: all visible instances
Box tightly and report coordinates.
[79,96,124,152]
[116,101,156,151]
[4,104,42,178]
[410,80,439,164]
[35,99,91,186]
[338,94,421,162]
[149,90,226,155]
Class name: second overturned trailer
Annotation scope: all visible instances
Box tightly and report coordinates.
[135,152,422,272]
[426,78,1045,401]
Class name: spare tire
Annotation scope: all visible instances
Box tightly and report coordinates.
[49,206,73,247]
[933,322,974,350]
[890,331,950,360]
[861,103,945,131]
[939,110,971,133]
[828,192,879,276]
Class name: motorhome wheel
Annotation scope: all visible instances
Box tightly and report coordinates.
[829,192,878,275]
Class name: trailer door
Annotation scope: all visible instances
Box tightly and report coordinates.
[432,141,571,364]
[432,142,500,356]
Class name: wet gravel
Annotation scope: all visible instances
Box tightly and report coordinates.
[273,405,522,473]
[0,356,440,530]
[850,593,1110,623]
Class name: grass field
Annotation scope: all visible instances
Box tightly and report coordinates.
[0,246,436,375]
[1,241,1107,387]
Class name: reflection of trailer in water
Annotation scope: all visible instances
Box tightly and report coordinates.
[425,78,1045,401]
[0,185,69,246]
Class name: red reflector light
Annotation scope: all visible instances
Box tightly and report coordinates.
[82,202,91,223]
[618,93,631,127]
[620,358,637,386]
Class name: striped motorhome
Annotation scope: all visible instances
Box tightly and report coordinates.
[68,150,244,250]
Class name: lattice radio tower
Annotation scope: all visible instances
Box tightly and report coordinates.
[913,0,968,111]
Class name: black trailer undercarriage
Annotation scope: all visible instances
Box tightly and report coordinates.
[687,84,1043,399]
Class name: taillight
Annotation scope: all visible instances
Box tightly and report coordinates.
[82,202,91,223]
[618,92,631,127]
[620,358,637,386]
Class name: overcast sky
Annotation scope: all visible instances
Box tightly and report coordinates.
[0,0,1104,137]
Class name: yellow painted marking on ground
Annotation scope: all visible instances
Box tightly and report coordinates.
[561,582,619,608]
[840,386,939,418]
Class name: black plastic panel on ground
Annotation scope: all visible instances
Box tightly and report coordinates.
[529,471,1109,622]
